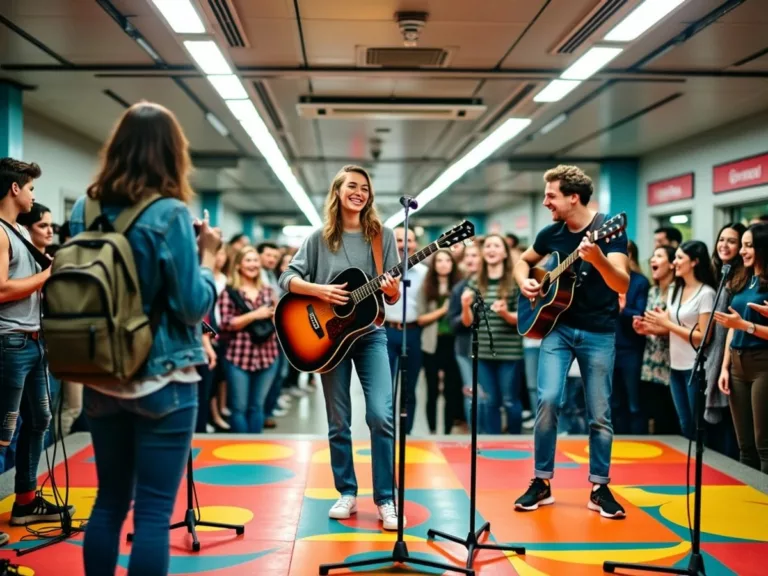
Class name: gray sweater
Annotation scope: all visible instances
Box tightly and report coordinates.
[279,227,399,291]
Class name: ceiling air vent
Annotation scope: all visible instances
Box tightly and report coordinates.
[358,47,452,68]
[297,97,485,121]
[208,0,249,47]
[552,0,629,54]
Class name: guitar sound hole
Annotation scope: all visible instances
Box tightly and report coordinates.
[333,302,354,318]
[540,276,551,296]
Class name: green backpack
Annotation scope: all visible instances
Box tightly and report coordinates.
[42,193,163,387]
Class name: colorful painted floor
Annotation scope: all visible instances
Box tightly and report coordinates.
[1,437,766,575]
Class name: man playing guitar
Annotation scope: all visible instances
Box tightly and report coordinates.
[513,165,630,519]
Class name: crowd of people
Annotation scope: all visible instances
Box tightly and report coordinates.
[0,100,767,573]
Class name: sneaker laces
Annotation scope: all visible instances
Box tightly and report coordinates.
[335,496,355,510]
[379,501,396,518]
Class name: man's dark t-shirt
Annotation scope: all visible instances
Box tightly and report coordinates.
[532,215,627,333]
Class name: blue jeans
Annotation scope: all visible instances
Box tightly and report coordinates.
[0,333,52,493]
[613,348,645,435]
[386,325,422,434]
[264,353,285,418]
[478,359,523,434]
[523,347,540,413]
[534,324,616,484]
[670,368,696,439]
[456,354,485,432]
[226,360,279,433]
[321,329,395,505]
[83,382,196,576]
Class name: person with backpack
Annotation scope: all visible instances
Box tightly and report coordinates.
[0,158,74,549]
[62,102,221,576]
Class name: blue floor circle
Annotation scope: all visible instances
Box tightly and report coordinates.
[343,551,450,574]
[479,449,531,460]
[194,464,295,486]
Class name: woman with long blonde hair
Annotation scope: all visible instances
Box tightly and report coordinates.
[218,246,280,433]
[279,165,403,530]
[67,101,221,575]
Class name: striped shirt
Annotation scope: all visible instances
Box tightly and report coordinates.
[469,277,523,361]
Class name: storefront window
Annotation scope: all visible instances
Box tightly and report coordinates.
[731,200,768,226]
[656,212,693,242]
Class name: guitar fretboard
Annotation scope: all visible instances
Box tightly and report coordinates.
[549,249,581,282]
[351,242,440,303]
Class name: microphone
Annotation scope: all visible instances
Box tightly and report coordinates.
[400,195,418,209]
[721,264,731,278]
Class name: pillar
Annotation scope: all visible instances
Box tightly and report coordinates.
[599,160,639,242]
[0,82,23,158]
[241,213,256,242]
[200,191,221,227]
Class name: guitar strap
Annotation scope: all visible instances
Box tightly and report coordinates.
[371,231,384,276]
[575,212,606,288]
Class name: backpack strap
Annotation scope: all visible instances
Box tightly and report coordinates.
[575,212,606,288]
[0,218,52,270]
[113,192,165,234]
[371,231,383,276]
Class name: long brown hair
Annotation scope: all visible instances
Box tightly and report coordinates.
[423,249,461,302]
[322,165,381,252]
[230,246,263,291]
[476,234,514,300]
[87,101,194,204]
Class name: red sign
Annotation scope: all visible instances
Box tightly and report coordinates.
[713,153,768,194]
[647,173,694,206]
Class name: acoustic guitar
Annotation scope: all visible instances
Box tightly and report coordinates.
[516,212,627,339]
[274,220,475,373]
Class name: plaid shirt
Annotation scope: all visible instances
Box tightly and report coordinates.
[218,286,279,372]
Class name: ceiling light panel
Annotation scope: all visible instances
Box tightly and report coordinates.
[207,74,247,100]
[604,0,688,42]
[183,40,231,74]
[533,80,582,103]
[150,0,205,34]
[561,46,623,80]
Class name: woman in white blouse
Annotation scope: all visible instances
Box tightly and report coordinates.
[644,240,717,439]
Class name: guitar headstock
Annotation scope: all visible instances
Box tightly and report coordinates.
[591,212,627,243]
[437,220,475,249]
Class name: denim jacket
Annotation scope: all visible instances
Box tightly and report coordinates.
[68,195,216,379]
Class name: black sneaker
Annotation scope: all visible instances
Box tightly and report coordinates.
[514,478,555,511]
[588,484,625,519]
[9,493,76,526]
[0,531,8,547]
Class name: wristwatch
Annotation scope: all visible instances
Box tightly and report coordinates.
[747,322,756,335]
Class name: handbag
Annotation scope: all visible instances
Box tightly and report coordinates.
[225,286,275,343]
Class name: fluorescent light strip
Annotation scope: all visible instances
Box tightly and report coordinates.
[539,113,567,135]
[283,225,315,236]
[533,79,581,103]
[384,118,532,228]
[205,112,229,137]
[561,46,623,80]
[230,99,322,227]
[183,40,231,75]
[207,74,247,100]
[150,0,205,34]
[605,0,687,42]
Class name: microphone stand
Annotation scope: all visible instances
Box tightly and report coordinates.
[127,320,245,552]
[603,265,732,576]
[319,201,471,575]
[427,287,525,569]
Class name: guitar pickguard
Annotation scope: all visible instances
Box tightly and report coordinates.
[326,314,355,340]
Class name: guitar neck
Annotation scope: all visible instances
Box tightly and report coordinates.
[352,242,440,303]
[549,248,582,282]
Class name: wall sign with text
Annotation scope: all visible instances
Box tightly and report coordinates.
[713,152,768,194]
[647,173,694,206]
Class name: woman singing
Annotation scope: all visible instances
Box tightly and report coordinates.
[278,165,403,530]
[716,222,768,472]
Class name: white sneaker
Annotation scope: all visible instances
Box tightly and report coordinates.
[272,408,289,417]
[329,495,357,519]
[377,501,404,531]
[278,395,292,409]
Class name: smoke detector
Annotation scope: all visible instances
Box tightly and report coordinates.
[396,12,427,47]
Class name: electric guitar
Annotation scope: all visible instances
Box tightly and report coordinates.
[517,212,627,339]
[274,220,475,373]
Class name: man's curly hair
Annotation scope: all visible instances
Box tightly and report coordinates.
[543,164,593,205]
[0,157,41,201]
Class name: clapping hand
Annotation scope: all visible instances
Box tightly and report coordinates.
[714,306,747,330]
[748,300,768,318]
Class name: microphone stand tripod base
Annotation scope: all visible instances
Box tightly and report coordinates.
[127,451,244,552]
[426,296,525,570]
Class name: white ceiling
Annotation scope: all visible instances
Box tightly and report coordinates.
[1,0,768,226]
